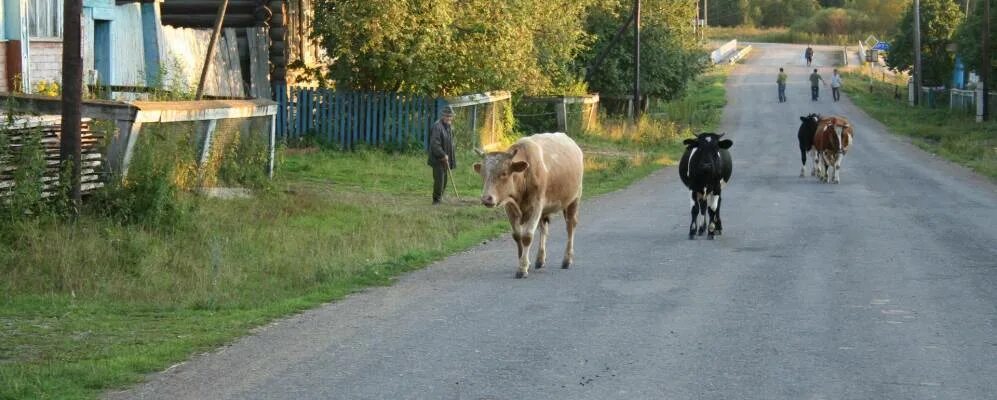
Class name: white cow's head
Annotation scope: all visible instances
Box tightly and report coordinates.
[473,147,528,208]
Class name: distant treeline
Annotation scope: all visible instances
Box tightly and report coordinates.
[311,0,707,99]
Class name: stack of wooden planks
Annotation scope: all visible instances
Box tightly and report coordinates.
[0,116,105,198]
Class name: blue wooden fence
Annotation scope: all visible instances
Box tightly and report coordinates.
[273,84,446,149]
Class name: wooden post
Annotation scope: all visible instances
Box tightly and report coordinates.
[981,0,990,121]
[633,0,641,123]
[195,0,230,100]
[199,120,218,166]
[471,104,478,143]
[555,99,568,133]
[61,0,84,205]
[269,113,276,178]
[913,0,922,106]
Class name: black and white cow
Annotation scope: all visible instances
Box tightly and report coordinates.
[798,113,820,177]
[679,133,733,240]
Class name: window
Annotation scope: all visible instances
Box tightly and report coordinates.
[28,0,64,39]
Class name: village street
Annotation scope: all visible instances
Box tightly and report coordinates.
[108,43,997,400]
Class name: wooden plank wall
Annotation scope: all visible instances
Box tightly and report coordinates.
[160,26,247,98]
[247,27,272,99]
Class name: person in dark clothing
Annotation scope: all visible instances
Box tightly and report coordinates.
[805,46,814,66]
[809,69,825,101]
[428,106,456,204]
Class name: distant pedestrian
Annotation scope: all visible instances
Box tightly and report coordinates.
[831,69,843,102]
[805,46,814,66]
[809,68,825,101]
[777,68,788,103]
[428,106,456,205]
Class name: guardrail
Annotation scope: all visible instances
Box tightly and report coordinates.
[726,45,753,64]
[710,39,737,64]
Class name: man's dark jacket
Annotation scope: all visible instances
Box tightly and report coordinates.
[428,120,456,169]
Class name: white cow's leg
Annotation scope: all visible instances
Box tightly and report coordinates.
[707,192,722,239]
[534,216,549,270]
[505,204,525,278]
[689,192,699,239]
[515,211,543,279]
[833,154,843,183]
[562,199,580,269]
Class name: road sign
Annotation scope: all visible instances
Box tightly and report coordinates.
[872,41,890,51]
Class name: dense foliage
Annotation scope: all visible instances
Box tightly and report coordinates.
[954,0,996,85]
[580,0,707,99]
[312,0,703,98]
[886,0,964,86]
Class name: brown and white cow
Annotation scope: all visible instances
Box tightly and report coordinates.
[813,116,854,184]
[473,132,584,279]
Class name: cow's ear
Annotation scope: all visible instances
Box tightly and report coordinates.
[719,139,733,149]
[683,138,698,146]
[510,161,529,173]
[473,162,483,174]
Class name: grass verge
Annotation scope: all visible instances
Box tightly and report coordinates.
[841,71,997,180]
[0,68,729,400]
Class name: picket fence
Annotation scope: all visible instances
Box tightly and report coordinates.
[274,84,447,149]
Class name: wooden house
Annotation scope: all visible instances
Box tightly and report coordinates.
[0,0,326,98]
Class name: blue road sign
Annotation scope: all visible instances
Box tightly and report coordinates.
[872,41,890,51]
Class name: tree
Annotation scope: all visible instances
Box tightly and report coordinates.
[954,0,996,82]
[758,0,819,28]
[887,0,963,86]
[312,0,598,96]
[846,0,910,34]
[580,0,706,100]
[707,0,750,26]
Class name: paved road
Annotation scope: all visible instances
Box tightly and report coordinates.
[108,44,997,400]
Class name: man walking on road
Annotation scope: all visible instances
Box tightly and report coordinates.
[777,68,788,103]
[805,45,814,66]
[428,106,457,205]
[831,69,843,102]
[809,69,825,101]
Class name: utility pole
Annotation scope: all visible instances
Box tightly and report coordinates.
[913,0,923,106]
[633,0,641,123]
[60,0,83,206]
[983,0,991,121]
[196,0,230,100]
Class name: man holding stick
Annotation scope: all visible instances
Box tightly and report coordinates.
[428,106,457,205]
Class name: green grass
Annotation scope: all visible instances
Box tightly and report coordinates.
[0,69,729,400]
[841,71,997,180]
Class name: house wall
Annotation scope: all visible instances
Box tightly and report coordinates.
[0,41,8,92]
[108,3,145,86]
[81,2,146,87]
[28,40,61,88]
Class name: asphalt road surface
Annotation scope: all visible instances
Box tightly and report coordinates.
[108,43,997,400]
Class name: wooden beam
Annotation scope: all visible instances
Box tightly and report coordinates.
[442,91,512,108]
[195,0,230,100]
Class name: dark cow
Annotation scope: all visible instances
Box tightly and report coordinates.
[473,133,584,278]
[798,113,821,177]
[813,116,854,184]
[679,133,733,240]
